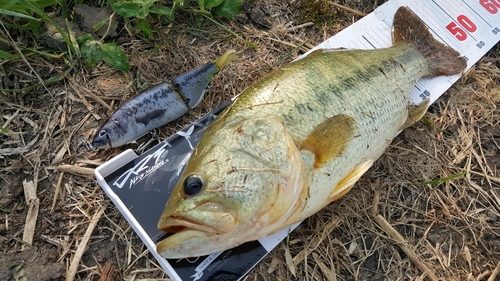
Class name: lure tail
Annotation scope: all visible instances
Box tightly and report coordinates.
[173,50,237,108]
[215,49,238,69]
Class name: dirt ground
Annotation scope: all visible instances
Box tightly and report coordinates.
[1,0,499,280]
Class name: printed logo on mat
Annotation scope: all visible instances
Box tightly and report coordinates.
[189,251,222,281]
[112,142,170,189]
[110,118,212,190]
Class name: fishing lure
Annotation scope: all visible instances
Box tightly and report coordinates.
[91,50,237,150]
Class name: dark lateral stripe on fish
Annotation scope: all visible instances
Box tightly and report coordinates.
[135,109,167,126]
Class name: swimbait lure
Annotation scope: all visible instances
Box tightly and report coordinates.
[91,50,237,149]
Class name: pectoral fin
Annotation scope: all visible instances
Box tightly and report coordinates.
[300,114,355,168]
[399,99,430,131]
[329,159,374,201]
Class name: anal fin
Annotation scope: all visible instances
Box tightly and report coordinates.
[329,159,374,201]
[299,114,356,168]
[399,99,430,131]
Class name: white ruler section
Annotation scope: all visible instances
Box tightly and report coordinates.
[305,0,500,105]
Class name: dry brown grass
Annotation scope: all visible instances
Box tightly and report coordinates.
[1,0,499,280]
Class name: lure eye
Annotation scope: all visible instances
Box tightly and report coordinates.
[98,130,107,138]
[184,175,204,196]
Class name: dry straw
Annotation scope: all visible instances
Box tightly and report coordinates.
[1,0,499,280]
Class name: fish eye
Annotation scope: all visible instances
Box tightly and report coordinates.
[184,175,204,196]
[98,130,107,137]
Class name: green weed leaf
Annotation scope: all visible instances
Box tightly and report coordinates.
[204,0,224,9]
[93,16,111,33]
[76,34,94,46]
[196,9,211,18]
[82,40,102,67]
[81,40,129,72]
[136,7,150,18]
[28,19,40,37]
[150,6,173,19]
[213,0,241,17]
[136,18,153,37]
[196,0,205,10]
[113,2,141,17]
[1,0,58,14]
[34,0,59,9]
[0,9,36,20]
[66,19,80,56]
[417,172,467,186]
[0,50,18,60]
[101,43,130,72]
[16,0,47,19]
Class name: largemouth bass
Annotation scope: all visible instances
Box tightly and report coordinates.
[91,50,236,149]
[156,7,466,258]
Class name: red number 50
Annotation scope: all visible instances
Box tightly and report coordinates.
[446,15,477,41]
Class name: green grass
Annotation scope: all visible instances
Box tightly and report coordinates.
[416,172,467,186]
[0,0,246,90]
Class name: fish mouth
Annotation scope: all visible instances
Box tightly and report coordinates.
[158,202,237,235]
[156,205,237,258]
[156,215,235,259]
[91,137,108,150]
[158,216,221,235]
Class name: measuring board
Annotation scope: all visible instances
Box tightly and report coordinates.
[95,1,500,280]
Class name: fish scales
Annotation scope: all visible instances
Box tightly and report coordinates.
[156,7,467,258]
[224,46,426,143]
[207,45,428,220]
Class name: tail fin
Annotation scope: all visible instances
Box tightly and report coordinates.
[393,7,467,77]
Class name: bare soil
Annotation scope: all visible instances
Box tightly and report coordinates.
[1,0,499,280]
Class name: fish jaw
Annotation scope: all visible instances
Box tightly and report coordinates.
[92,121,128,149]
[91,123,114,149]
[91,134,109,150]
[158,202,237,234]
[156,230,212,258]
[156,199,241,258]
[156,225,251,259]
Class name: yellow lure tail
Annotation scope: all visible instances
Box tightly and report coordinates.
[215,49,238,69]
